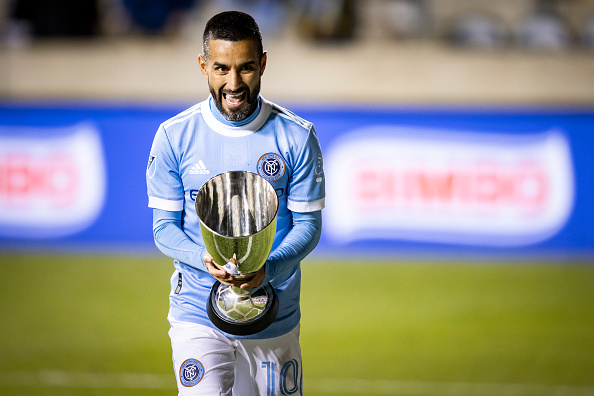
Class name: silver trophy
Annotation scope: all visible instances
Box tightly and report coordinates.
[195,171,279,335]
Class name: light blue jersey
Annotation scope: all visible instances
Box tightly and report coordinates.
[147,96,325,339]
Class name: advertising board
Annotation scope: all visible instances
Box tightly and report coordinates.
[325,128,574,247]
[0,102,592,258]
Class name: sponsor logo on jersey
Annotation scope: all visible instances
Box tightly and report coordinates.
[189,160,209,175]
[0,123,106,238]
[180,358,204,387]
[325,127,574,246]
[257,153,285,182]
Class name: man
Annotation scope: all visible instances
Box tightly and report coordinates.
[146,11,325,396]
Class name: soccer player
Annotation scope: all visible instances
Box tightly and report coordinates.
[146,11,325,396]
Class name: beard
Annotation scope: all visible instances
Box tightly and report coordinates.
[209,79,261,122]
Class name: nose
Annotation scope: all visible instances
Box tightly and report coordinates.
[226,68,242,91]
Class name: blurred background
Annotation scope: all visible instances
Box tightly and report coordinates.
[1,0,594,256]
[1,1,594,395]
[1,0,594,103]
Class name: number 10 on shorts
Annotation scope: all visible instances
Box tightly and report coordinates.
[262,360,301,395]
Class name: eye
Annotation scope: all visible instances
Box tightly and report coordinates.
[241,64,256,73]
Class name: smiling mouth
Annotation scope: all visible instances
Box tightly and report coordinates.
[223,91,247,109]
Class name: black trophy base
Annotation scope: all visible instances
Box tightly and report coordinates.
[207,281,279,336]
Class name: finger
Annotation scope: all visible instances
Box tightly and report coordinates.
[237,266,265,289]
[215,271,235,285]
[210,262,224,272]
[204,259,215,272]
[239,276,263,290]
[206,261,229,279]
[211,268,224,276]
[219,279,237,287]
[204,257,223,274]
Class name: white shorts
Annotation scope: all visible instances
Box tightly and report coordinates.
[169,318,302,396]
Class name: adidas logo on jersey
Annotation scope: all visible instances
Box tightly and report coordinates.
[189,160,210,175]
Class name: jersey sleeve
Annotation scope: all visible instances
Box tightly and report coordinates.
[146,125,184,211]
[287,126,326,213]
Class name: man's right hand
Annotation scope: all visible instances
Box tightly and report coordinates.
[204,253,237,286]
[203,253,264,290]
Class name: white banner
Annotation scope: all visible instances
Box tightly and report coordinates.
[0,123,106,238]
[325,127,574,246]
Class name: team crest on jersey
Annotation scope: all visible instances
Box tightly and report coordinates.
[180,359,204,387]
[257,153,285,182]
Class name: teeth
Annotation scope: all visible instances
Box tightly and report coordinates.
[224,92,244,106]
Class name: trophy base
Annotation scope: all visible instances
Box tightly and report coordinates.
[207,281,279,336]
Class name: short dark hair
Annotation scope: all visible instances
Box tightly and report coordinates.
[202,11,264,61]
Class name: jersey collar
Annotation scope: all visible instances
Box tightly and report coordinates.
[201,95,272,137]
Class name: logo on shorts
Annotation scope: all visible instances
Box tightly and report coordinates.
[257,153,285,182]
[180,359,204,387]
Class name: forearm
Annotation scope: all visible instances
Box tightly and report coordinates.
[153,208,207,272]
[266,210,322,283]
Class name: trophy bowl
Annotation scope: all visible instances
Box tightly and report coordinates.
[195,171,279,336]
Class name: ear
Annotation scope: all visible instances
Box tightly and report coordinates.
[198,54,208,78]
[259,52,267,76]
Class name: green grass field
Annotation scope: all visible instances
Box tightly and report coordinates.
[0,253,593,396]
